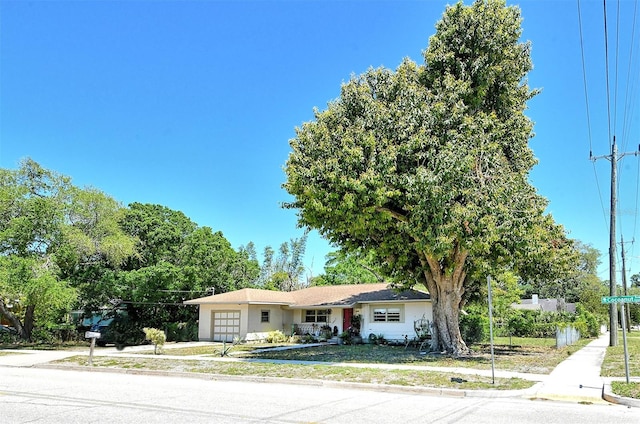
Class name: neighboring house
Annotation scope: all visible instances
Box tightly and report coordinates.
[184,283,432,343]
[511,294,576,314]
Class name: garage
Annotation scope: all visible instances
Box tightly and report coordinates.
[211,311,240,342]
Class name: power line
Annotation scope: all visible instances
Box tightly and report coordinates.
[613,0,620,137]
[604,0,613,143]
[578,0,610,227]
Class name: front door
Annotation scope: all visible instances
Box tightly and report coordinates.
[343,308,353,332]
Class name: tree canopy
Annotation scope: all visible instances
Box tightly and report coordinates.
[0,160,261,341]
[312,250,383,286]
[284,0,576,355]
[0,159,137,339]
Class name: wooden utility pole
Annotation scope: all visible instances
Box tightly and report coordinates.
[609,141,618,346]
[591,136,638,347]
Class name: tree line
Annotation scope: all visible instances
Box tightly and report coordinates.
[0,159,310,341]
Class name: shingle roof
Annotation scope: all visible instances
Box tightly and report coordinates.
[183,288,295,305]
[184,283,430,307]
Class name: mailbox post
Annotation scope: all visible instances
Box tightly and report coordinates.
[85,331,101,366]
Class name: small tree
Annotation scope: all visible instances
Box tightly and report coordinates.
[143,327,166,355]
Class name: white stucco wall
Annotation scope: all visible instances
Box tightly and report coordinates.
[195,301,432,342]
[360,301,432,342]
[197,304,249,341]
[244,305,291,341]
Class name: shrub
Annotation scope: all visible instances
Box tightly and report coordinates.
[265,330,288,343]
[460,305,488,344]
[143,327,166,354]
[165,322,198,342]
[573,304,600,337]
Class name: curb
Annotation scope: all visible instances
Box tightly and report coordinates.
[34,363,535,399]
[603,380,640,408]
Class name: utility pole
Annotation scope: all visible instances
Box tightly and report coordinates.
[591,136,639,347]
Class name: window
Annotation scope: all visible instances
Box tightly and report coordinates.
[261,310,270,323]
[304,309,329,323]
[372,306,403,322]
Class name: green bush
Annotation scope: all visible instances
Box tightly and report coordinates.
[572,304,600,337]
[143,327,166,354]
[165,322,198,342]
[265,330,288,343]
[460,305,488,344]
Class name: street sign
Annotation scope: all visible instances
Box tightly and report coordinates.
[84,331,101,339]
[601,295,640,304]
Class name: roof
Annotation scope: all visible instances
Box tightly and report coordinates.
[183,288,295,305]
[511,298,577,314]
[184,283,430,307]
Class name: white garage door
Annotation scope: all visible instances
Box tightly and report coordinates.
[212,311,240,342]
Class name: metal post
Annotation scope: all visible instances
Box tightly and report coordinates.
[89,336,95,366]
[487,276,495,385]
[620,303,630,383]
[620,236,632,332]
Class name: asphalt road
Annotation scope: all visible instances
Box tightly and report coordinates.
[1,366,639,423]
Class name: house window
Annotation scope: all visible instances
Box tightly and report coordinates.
[372,306,403,322]
[261,310,270,323]
[304,309,328,323]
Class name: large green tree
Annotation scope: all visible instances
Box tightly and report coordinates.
[0,159,136,339]
[284,0,574,355]
[116,203,260,329]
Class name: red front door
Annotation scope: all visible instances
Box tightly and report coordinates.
[343,308,353,332]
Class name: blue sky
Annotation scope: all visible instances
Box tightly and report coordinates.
[1,0,639,283]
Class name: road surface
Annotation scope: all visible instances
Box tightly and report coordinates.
[1,366,638,423]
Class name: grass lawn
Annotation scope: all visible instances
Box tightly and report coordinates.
[55,354,532,391]
[215,337,590,375]
[132,339,585,375]
[601,330,640,399]
[49,335,593,392]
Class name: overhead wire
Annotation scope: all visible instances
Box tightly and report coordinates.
[626,0,640,268]
[603,0,613,144]
[580,0,610,228]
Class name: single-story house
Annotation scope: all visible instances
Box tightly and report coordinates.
[184,283,432,343]
[511,294,576,313]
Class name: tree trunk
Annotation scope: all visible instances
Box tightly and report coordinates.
[428,280,468,356]
[419,248,469,356]
[23,304,35,341]
[0,299,29,340]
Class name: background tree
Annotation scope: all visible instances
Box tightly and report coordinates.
[312,250,383,286]
[519,240,601,304]
[116,204,260,333]
[284,0,575,355]
[255,233,309,291]
[0,159,136,339]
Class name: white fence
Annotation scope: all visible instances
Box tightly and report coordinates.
[556,325,580,348]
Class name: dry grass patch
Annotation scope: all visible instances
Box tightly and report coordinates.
[241,339,590,374]
[53,355,532,391]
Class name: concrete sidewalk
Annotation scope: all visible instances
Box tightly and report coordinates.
[0,349,83,367]
[529,334,609,404]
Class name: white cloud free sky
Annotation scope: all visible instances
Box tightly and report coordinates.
[1,0,638,282]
